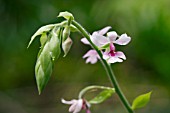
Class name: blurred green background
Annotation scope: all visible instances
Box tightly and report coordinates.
[0,0,170,113]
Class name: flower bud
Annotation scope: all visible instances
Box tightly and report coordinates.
[62,37,73,57]
[62,26,70,41]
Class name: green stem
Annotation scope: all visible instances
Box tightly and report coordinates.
[78,85,115,99]
[72,20,134,113]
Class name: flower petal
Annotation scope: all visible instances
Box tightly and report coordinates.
[98,26,112,35]
[92,32,109,46]
[73,99,83,113]
[83,50,97,58]
[69,102,77,112]
[103,52,110,60]
[61,99,77,105]
[107,57,123,63]
[81,38,90,45]
[115,51,126,60]
[83,50,99,64]
[86,56,98,64]
[114,33,131,45]
[107,31,118,42]
[109,43,115,51]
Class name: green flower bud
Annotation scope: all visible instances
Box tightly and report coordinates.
[62,26,70,41]
[35,27,62,94]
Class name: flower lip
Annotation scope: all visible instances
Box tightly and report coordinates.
[108,43,116,57]
[103,43,126,64]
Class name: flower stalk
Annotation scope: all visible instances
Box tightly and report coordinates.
[78,85,115,99]
[72,20,134,113]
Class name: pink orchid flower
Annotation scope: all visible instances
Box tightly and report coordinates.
[81,26,111,47]
[61,98,90,113]
[81,27,111,64]
[103,43,126,63]
[83,50,100,64]
[81,26,131,64]
[81,26,131,47]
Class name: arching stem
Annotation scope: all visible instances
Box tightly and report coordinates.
[72,20,134,113]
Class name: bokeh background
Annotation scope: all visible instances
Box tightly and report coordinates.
[0,0,170,113]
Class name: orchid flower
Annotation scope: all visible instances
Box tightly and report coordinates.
[81,26,131,64]
[83,50,100,64]
[103,43,126,63]
[61,98,90,113]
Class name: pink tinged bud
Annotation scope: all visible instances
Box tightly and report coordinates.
[114,33,131,45]
[62,37,73,57]
[83,50,100,64]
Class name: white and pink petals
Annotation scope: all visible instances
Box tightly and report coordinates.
[107,31,118,42]
[103,43,126,64]
[62,99,77,105]
[114,33,131,45]
[115,51,126,60]
[109,43,115,51]
[71,99,83,113]
[106,51,126,63]
[103,52,110,60]
[91,33,109,47]
[62,99,83,113]
[107,56,123,63]
[81,38,90,45]
[98,26,112,35]
[83,50,100,64]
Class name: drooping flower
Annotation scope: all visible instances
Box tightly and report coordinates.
[83,50,100,64]
[103,43,126,63]
[61,98,90,113]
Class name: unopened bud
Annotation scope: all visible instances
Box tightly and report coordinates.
[62,37,73,57]
[62,26,70,41]
[40,33,47,47]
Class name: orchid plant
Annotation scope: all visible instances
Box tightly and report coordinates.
[28,11,152,113]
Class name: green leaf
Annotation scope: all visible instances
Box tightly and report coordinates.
[35,27,61,94]
[58,11,74,20]
[89,88,115,104]
[131,91,152,110]
[27,24,55,48]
